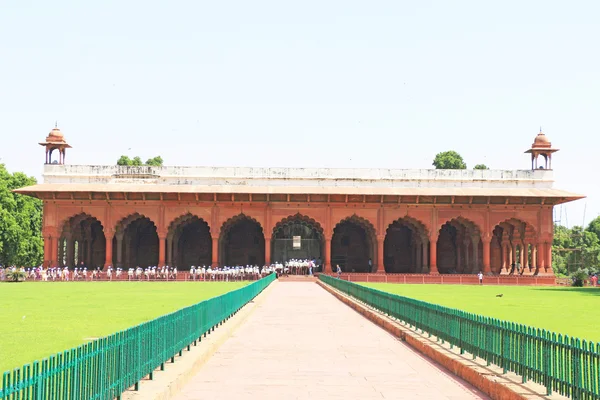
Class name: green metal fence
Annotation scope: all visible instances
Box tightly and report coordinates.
[320,274,600,400]
[1,273,275,400]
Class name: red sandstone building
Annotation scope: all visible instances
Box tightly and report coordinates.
[17,128,583,277]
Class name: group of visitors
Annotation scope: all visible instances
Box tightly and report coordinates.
[0,264,278,282]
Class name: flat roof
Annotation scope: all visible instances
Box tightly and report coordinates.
[13,183,584,204]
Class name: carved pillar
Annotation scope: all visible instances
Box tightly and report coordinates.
[166,233,173,266]
[265,237,271,265]
[212,237,219,267]
[537,240,545,270]
[43,235,52,267]
[523,242,530,269]
[463,238,470,273]
[545,241,553,274]
[415,239,422,273]
[158,233,167,267]
[532,244,538,273]
[422,240,428,273]
[471,235,480,273]
[456,234,463,272]
[116,232,124,267]
[104,230,114,269]
[482,234,491,274]
[66,237,75,267]
[86,239,92,267]
[324,236,332,273]
[429,233,438,274]
[376,235,385,273]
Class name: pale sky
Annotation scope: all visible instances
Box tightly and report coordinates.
[1,1,597,228]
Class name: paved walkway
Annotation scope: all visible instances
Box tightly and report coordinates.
[175,282,488,399]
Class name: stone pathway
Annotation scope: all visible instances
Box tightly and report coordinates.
[174,281,488,399]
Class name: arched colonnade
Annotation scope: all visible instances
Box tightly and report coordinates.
[51,212,553,275]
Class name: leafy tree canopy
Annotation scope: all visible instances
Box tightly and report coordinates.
[432,151,467,169]
[0,164,43,267]
[553,223,600,277]
[117,155,163,166]
[473,164,488,170]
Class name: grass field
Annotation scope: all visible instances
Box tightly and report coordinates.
[0,281,248,373]
[362,283,600,343]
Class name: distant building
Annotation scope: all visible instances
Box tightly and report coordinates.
[16,127,583,276]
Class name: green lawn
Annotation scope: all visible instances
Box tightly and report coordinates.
[0,281,248,373]
[362,283,600,343]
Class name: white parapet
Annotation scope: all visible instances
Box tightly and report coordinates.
[41,165,555,190]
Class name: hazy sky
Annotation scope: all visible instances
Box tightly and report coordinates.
[1,1,597,227]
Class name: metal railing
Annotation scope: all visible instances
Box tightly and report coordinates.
[320,274,600,400]
[1,273,275,399]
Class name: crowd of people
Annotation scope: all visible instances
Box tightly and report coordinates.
[0,258,322,282]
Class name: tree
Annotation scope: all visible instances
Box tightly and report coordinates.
[432,151,467,169]
[145,156,163,166]
[117,155,133,166]
[586,216,600,241]
[116,155,163,166]
[474,164,488,170]
[0,164,43,267]
[553,224,600,277]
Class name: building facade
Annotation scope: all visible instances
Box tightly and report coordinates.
[17,128,583,275]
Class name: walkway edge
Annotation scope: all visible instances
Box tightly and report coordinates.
[317,281,557,400]
[121,280,277,400]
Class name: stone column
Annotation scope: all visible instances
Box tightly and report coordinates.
[482,234,491,274]
[537,240,545,270]
[324,236,332,273]
[463,238,470,273]
[116,232,124,267]
[422,240,428,273]
[415,240,422,273]
[212,237,219,267]
[456,236,463,271]
[166,234,173,266]
[158,234,166,267]
[86,240,93,267]
[545,242,553,274]
[471,235,480,273]
[376,235,385,273]
[66,237,75,267]
[532,244,538,273]
[429,234,438,274]
[265,237,271,265]
[104,231,114,269]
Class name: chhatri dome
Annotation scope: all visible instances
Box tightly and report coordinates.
[525,128,558,170]
[39,123,72,164]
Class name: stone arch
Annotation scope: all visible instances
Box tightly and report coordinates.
[436,217,482,274]
[271,213,324,265]
[332,215,376,273]
[491,218,538,275]
[167,213,212,268]
[113,213,159,268]
[384,216,430,273]
[219,214,265,266]
[58,213,106,268]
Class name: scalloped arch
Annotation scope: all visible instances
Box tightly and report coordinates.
[115,212,158,233]
[438,216,482,235]
[387,216,430,239]
[60,212,105,233]
[168,213,212,234]
[220,213,264,237]
[496,218,537,236]
[334,214,377,237]
[272,213,325,237]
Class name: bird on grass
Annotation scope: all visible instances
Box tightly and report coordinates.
[496,294,503,297]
